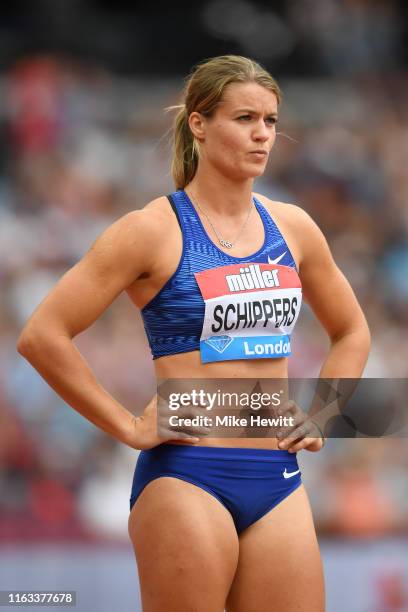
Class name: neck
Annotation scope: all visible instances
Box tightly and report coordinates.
[185,166,254,217]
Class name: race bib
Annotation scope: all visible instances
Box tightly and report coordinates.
[194,262,302,363]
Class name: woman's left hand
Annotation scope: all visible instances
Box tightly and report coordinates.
[275,400,325,453]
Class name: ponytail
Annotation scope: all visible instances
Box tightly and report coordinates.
[170,105,199,190]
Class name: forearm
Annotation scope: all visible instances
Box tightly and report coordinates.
[308,327,371,422]
[17,331,139,448]
[318,327,371,379]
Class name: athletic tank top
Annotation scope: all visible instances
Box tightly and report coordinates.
[141,190,302,363]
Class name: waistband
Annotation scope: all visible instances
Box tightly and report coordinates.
[144,443,298,462]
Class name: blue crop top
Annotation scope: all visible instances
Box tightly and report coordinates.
[141,190,302,363]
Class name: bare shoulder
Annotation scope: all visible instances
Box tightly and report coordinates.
[119,195,173,237]
[253,192,330,268]
[253,192,313,231]
[79,195,175,284]
[97,196,172,255]
[142,194,176,219]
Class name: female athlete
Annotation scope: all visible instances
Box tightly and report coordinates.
[17,55,371,611]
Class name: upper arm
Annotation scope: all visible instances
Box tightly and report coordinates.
[296,207,369,341]
[19,206,163,340]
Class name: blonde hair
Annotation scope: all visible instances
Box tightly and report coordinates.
[169,55,282,190]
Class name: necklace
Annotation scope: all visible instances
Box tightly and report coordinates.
[191,195,254,249]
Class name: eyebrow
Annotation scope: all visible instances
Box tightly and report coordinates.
[233,108,278,117]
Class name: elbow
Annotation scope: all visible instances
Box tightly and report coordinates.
[17,324,52,360]
[17,327,38,359]
[17,321,70,361]
[331,319,371,354]
[356,321,371,373]
[358,316,371,356]
[364,321,371,353]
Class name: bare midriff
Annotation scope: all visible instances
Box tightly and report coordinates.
[155,349,290,450]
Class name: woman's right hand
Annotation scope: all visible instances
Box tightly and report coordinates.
[128,395,211,450]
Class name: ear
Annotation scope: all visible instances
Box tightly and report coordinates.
[188,111,206,141]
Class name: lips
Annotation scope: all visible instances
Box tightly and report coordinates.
[249,150,268,155]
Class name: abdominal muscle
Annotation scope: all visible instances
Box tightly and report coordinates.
[155,349,289,450]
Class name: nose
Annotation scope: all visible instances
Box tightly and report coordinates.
[252,119,271,142]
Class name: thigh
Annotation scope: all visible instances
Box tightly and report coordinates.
[128,476,240,612]
[226,484,325,612]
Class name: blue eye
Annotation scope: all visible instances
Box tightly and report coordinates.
[238,115,251,121]
[266,117,278,125]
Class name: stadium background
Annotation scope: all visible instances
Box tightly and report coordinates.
[0,0,407,610]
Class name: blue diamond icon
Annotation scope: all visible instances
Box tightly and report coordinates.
[205,335,233,353]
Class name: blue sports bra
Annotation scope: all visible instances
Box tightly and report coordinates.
[141,190,302,363]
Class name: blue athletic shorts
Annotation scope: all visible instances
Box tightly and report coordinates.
[129,444,302,534]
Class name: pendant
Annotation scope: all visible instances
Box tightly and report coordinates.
[220,239,233,249]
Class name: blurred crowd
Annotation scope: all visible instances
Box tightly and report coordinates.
[0,54,407,542]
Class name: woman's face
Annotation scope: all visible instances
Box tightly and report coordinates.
[191,81,278,181]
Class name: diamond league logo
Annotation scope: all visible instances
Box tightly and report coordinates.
[205,335,234,353]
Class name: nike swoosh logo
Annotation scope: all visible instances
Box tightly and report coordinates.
[268,251,286,265]
[283,468,300,479]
